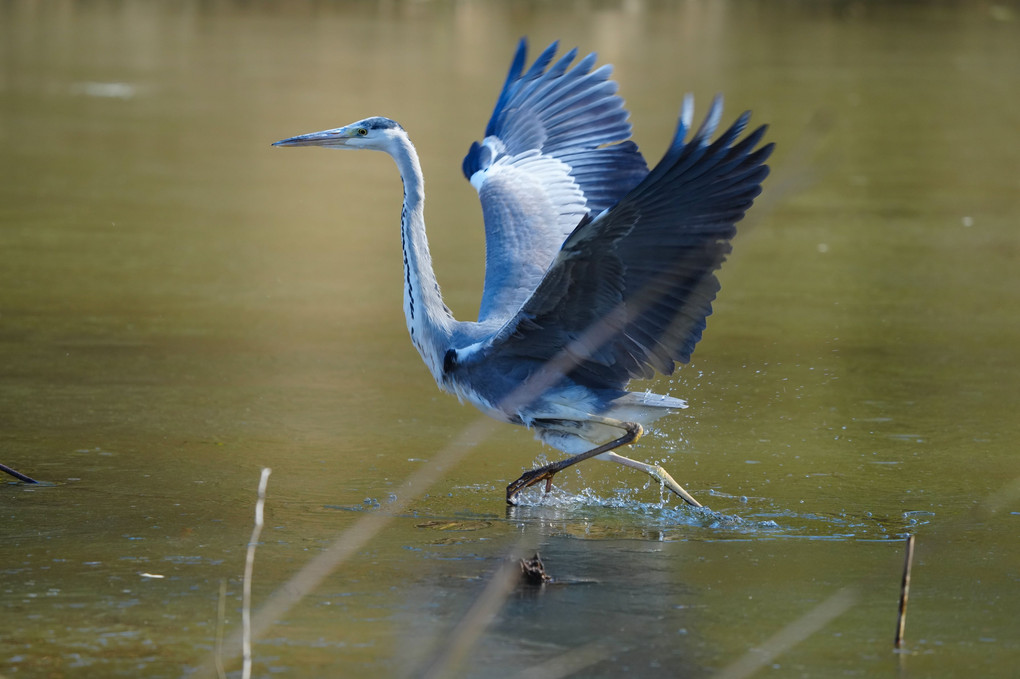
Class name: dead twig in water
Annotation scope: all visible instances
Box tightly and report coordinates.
[520,552,553,585]
[1,462,39,484]
[215,578,227,679]
[895,534,916,649]
[242,467,271,679]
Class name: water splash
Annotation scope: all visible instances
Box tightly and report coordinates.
[500,482,929,542]
[505,485,783,541]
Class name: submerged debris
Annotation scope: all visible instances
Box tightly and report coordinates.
[519,552,552,585]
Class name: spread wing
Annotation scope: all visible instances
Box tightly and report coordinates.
[478,95,774,390]
[463,39,649,326]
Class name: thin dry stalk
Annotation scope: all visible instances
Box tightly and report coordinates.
[510,640,612,679]
[215,579,227,679]
[895,534,916,649]
[190,421,496,679]
[242,467,271,679]
[712,587,858,679]
[982,476,1020,514]
[419,556,525,679]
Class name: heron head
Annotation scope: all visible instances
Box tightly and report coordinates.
[272,116,404,151]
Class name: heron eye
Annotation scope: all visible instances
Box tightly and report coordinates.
[357,128,368,136]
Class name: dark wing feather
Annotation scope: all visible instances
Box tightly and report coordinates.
[464,39,649,214]
[464,40,650,325]
[482,95,774,390]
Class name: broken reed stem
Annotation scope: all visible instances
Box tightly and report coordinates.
[895,534,915,649]
[0,462,39,484]
[242,467,271,679]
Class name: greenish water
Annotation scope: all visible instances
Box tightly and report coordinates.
[2,1,1018,677]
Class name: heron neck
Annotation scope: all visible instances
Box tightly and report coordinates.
[390,134,455,380]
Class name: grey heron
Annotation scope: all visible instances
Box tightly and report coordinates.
[273,40,773,507]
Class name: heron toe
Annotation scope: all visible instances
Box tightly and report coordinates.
[506,467,558,505]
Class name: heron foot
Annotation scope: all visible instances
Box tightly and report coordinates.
[648,464,703,508]
[506,419,646,505]
[506,466,559,505]
[601,452,703,508]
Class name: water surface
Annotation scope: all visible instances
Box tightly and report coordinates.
[2,1,1018,677]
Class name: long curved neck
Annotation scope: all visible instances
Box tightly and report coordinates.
[387,133,456,381]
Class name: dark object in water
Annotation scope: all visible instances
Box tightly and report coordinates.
[520,552,553,585]
[895,534,916,648]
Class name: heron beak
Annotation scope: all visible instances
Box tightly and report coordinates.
[272,128,352,148]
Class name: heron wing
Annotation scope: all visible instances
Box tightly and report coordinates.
[463,40,649,325]
[480,95,774,390]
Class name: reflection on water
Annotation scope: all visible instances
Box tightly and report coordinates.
[2,0,1018,677]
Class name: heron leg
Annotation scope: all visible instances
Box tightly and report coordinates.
[599,452,702,508]
[506,419,642,505]
[506,416,703,507]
